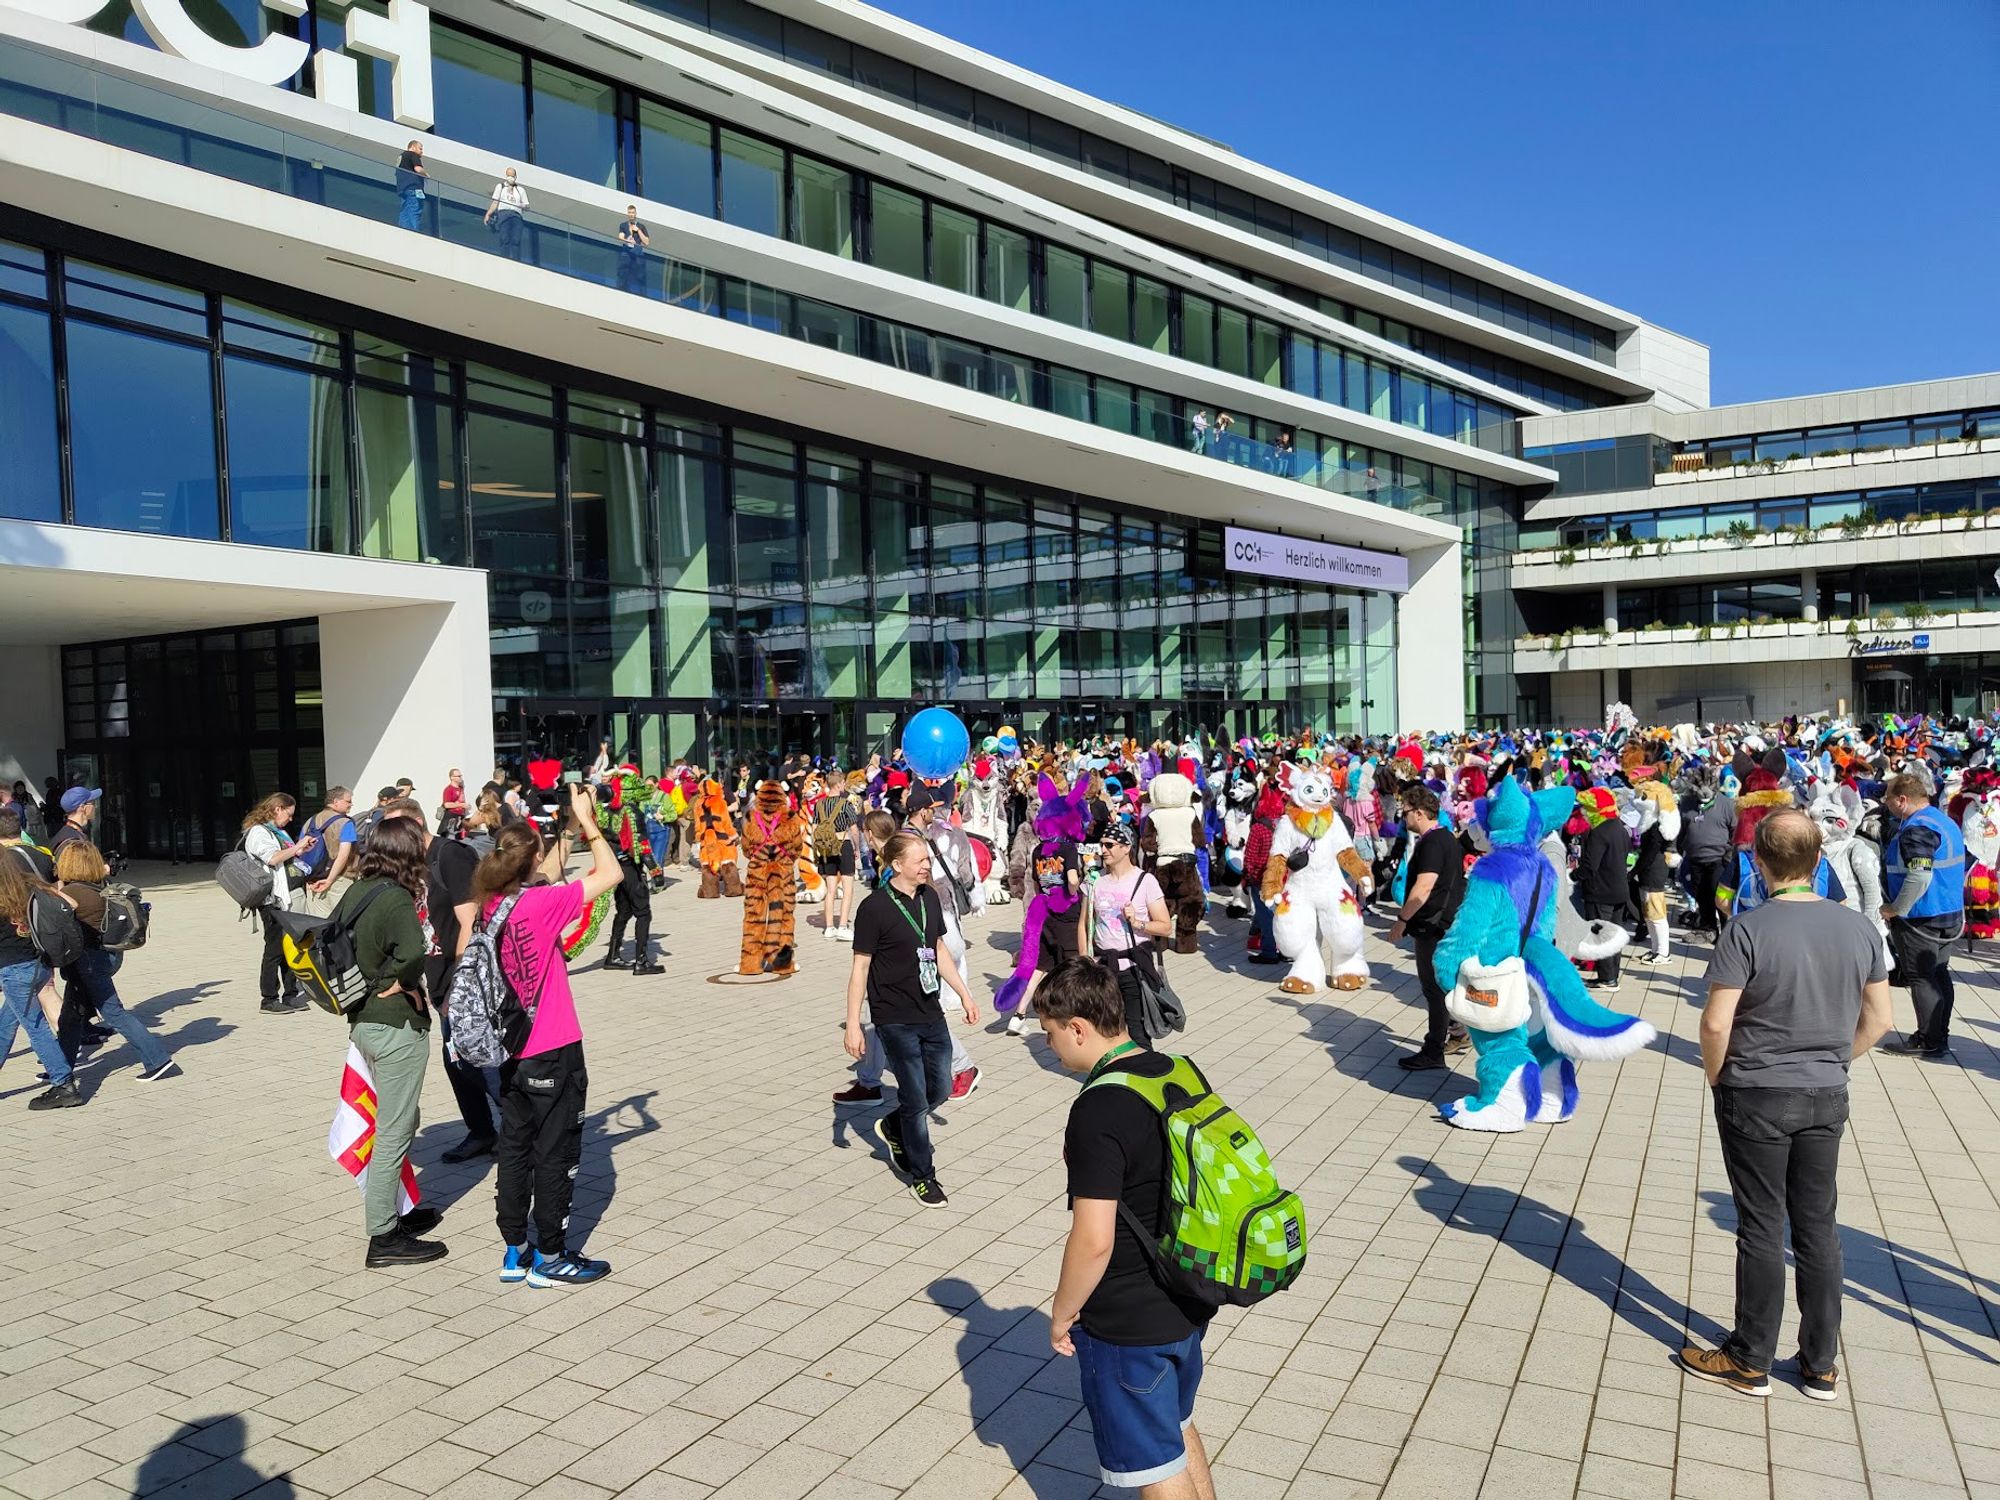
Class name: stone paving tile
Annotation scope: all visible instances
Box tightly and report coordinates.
[1,868,1996,1499]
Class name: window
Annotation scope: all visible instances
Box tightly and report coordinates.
[1093,379,1134,435]
[1251,319,1281,387]
[1091,262,1130,342]
[64,261,207,339]
[1134,277,1170,355]
[983,224,1031,313]
[1046,246,1087,329]
[224,356,350,554]
[356,386,460,565]
[790,156,853,257]
[1180,292,1213,367]
[718,129,783,238]
[570,432,649,585]
[67,321,219,539]
[431,26,527,162]
[0,303,60,521]
[467,410,560,575]
[638,103,713,216]
[1368,360,1393,423]
[1049,367,1090,423]
[869,183,925,281]
[531,59,617,189]
[930,205,978,297]
[1217,306,1248,379]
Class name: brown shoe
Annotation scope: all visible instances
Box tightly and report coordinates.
[1678,1344,1769,1396]
[1795,1356,1839,1401]
[1444,1031,1471,1056]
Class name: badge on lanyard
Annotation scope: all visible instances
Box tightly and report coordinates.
[889,888,941,994]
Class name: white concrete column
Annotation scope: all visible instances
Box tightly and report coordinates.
[1396,542,1464,732]
[319,600,494,809]
[0,645,60,788]
[1602,583,1619,634]
[1802,567,1819,623]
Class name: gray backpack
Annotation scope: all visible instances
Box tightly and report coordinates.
[444,891,533,1067]
[216,831,275,911]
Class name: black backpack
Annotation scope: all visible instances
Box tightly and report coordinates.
[98,882,150,952]
[27,888,85,969]
[297,812,349,881]
[274,884,390,1017]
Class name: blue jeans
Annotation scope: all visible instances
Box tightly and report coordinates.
[876,1019,952,1180]
[494,211,523,259]
[65,948,167,1073]
[0,958,68,1086]
[1250,886,1276,952]
[398,187,426,231]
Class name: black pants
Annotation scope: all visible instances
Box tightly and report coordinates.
[496,1040,587,1253]
[1687,857,1729,932]
[1583,900,1625,984]
[1713,1085,1848,1372]
[1890,916,1958,1047]
[259,909,297,1003]
[1414,933,1448,1054]
[606,857,652,958]
[56,960,88,1066]
[427,956,497,1143]
[1114,962,1153,1050]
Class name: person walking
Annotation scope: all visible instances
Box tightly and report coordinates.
[615,206,651,296]
[394,140,428,231]
[1077,824,1171,1049]
[1574,787,1631,994]
[53,841,176,1083]
[0,852,82,1109]
[46,786,99,861]
[1875,772,1965,1057]
[332,817,447,1268]
[825,770,866,941]
[477,784,622,1286]
[484,167,529,260]
[1680,810,1892,1398]
[241,793,315,1014]
[843,832,979,1208]
[1390,785,1468,1070]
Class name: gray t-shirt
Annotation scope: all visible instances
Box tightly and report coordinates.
[1705,897,1883,1089]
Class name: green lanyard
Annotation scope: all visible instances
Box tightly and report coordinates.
[1769,883,1815,897]
[884,885,928,941]
[1085,1040,1140,1085]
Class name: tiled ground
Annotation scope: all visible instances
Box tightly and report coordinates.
[3,861,1998,1499]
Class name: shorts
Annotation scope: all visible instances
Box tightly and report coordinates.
[1642,888,1669,922]
[1073,1325,1204,1488]
[1036,913,1082,975]
[814,853,842,876]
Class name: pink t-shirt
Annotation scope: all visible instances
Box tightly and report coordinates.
[484,881,585,1057]
[1091,870,1163,955]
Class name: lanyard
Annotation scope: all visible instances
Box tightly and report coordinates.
[1769,883,1816,897]
[1085,1040,1140,1084]
[884,884,928,941]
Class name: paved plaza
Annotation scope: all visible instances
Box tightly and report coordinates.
[3,865,1999,1500]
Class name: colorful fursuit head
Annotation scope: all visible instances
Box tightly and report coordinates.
[994,774,1089,1013]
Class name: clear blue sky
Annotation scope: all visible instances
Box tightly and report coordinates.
[881,0,2000,407]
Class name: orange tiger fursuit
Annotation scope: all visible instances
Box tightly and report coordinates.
[739,781,805,975]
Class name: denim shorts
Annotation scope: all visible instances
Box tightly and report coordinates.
[1073,1325,1203,1487]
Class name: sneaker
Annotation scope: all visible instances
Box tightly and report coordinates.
[398,1206,441,1236]
[1249,952,1288,967]
[1397,1050,1446,1071]
[1794,1356,1840,1401]
[527,1250,611,1287]
[1677,1344,1769,1396]
[136,1059,180,1082]
[1444,1032,1472,1056]
[84,1024,114,1043]
[949,1066,981,1100]
[832,1082,884,1104]
[878,1113,912,1176]
[911,1177,949,1209]
[258,999,299,1015]
[1880,1034,1942,1057]
[27,1078,82,1110]
[365,1231,448,1268]
[1636,951,1670,966]
[500,1243,532,1283]
[441,1133,496,1164]
[76,1035,103,1053]
[631,961,665,976]
[281,994,310,1011]
[832,926,854,943]
[602,954,632,970]
[1005,1013,1025,1036]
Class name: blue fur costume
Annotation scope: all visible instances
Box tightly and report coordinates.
[1432,779,1655,1133]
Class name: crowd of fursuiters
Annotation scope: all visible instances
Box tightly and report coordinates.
[579,701,1994,1131]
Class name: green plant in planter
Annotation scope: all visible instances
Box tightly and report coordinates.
[1653,540,1668,555]
[1696,624,1713,643]
[1899,601,1931,623]
[1722,518,1757,545]
[1836,510,1876,539]
[1554,547,1578,569]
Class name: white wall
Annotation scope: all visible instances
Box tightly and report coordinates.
[1545,660,1852,723]
[1397,543,1465,732]
[319,603,495,815]
[0,645,60,789]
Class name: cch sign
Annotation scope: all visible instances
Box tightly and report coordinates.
[22,0,436,127]
[1223,525,1409,594]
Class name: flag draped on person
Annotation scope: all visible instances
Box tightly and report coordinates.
[329,1042,419,1213]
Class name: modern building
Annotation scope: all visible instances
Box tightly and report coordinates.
[1515,376,2000,726]
[0,0,1713,855]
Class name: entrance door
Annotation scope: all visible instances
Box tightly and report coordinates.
[517,699,606,775]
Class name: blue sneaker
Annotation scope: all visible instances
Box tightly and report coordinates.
[500,1243,531,1283]
[526,1251,611,1288]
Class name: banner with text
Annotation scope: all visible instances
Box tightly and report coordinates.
[1223,527,1409,594]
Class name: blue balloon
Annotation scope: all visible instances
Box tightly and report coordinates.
[903,707,971,781]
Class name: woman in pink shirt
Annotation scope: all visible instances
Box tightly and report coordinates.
[471,783,621,1287]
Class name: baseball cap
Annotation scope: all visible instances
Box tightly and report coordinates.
[60,786,101,814]
[903,783,936,814]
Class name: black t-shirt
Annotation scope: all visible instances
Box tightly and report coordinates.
[1406,825,1465,939]
[425,836,480,963]
[853,881,947,1026]
[5,843,55,883]
[46,823,84,860]
[0,844,53,967]
[1065,1050,1215,1345]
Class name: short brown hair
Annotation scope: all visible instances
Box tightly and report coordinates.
[385,797,427,824]
[54,840,108,883]
[1036,956,1128,1035]
[862,809,898,846]
[1754,809,1822,886]
[1400,786,1441,820]
[1884,773,1931,803]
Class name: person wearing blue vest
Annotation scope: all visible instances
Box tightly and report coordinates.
[1877,772,1965,1057]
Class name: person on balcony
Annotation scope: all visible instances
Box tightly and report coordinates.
[485,168,530,261]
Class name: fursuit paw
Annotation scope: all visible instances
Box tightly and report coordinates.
[1331,973,1367,992]
[1278,976,1317,996]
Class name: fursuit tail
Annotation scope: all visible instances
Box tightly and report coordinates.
[996,890,1063,1012]
[1524,933,1656,1062]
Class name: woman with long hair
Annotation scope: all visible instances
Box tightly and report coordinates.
[330,815,442,1267]
[241,793,316,1014]
[0,854,80,1108]
[475,783,621,1287]
[54,840,174,1083]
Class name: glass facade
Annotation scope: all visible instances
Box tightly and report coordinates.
[1520,476,2000,550]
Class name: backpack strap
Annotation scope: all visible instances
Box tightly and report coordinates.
[1080,1054,1204,1110]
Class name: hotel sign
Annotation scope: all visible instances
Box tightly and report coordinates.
[1224,525,1409,594]
[1851,632,1931,658]
[24,0,436,127]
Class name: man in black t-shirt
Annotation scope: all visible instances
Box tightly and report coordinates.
[844,832,978,1208]
[1392,786,1467,1071]
[1039,957,1215,1497]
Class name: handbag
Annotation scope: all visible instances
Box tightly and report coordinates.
[1446,863,1541,1034]
[1118,910,1187,1036]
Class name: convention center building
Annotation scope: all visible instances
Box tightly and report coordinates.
[0,0,1719,855]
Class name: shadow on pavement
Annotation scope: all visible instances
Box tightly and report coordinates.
[927,1276,1077,1494]
[135,1415,295,1497]
[567,1090,661,1250]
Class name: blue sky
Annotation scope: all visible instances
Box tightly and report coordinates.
[881,0,1999,407]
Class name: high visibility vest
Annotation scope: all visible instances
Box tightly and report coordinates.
[1885,804,1965,919]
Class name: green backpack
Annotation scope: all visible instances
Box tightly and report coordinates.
[1084,1054,1307,1306]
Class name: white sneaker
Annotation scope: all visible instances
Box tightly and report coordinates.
[833,926,854,943]
[1005,1013,1024,1036]
[822,923,838,940]
[1637,951,1669,966]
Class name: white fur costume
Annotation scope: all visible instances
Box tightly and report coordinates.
[962,761,1012,906]
[1261,763,1371,994]
[1814,785,1892,966]
[1221,776,1257,916]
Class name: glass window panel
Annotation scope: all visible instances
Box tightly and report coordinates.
[67,321,219,538]
[983,224,1031,313]
[734,462,802,598]
[65,261,207,339]
[869,182,925,280]
[1180,292,1213,366]
[570,433,649,585]
[431,25,527,161]
[531,58,617,188]
[1046,245,1087,328]
[354,333,455,394]
[0,240,48,302]
[1134,276,1169,355]
[638,101,714,216]
[1368,360,1393,422]
[722,277,786,333]
[465,363,554,418]
[221,300,339,363]
[659,447,727,592]
[467,410,560,575]
[789,156,853,257]
[0,302,61,521]
[1093,378,1134,435]
[224,356,350,554]
[930,204,978,297]
[794,296,859,354]
[1754,430,1804,462]
[1049,367,1090,423]
[1857,419,1911,453]
[1091,262,1131,342]
[718,128,783,238]
[356,388,461,564]
[1217,306,1249,379]
[1136,389,1177,447]
[1250,319,1281,386]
